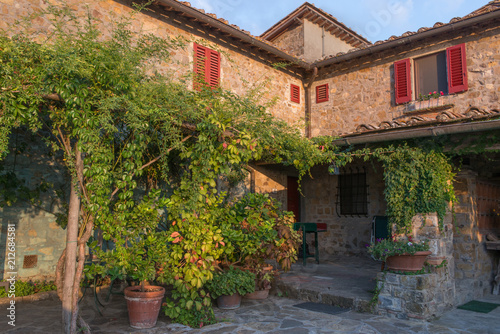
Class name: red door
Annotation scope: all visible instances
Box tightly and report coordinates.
[287,176,300,222]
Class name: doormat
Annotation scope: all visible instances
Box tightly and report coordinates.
[293,302,349,315]
[457,300,500,313]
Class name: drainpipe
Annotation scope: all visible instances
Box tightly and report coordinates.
[303,67,318,138]
[322,27,325,58]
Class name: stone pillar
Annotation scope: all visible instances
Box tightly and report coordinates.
[453,170,494,304]
[376,213,455,320]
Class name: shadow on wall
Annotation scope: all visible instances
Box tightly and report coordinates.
[0,130,69,280]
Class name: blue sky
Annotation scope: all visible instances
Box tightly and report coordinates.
[188,0,490,42]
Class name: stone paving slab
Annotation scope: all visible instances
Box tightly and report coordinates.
[2,292,500,333]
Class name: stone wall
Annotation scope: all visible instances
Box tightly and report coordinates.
[301,162,386,258]
[250,165,288,212]
[0,132,67,280]
[453,170,496,305]
[268,24,305,60]
[0,0,305,128]
[377,214,455,320]
[310,26,500,137]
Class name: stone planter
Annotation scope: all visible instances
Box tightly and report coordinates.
[216,293,242,309]
[385,251,432,272]
[124,285,165,329]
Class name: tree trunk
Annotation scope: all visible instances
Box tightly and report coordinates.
[62,149,82,333]
[56,248,66,301]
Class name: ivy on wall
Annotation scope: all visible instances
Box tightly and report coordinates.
[314,137,457,234]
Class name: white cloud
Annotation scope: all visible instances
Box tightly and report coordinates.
[357,0,414,39]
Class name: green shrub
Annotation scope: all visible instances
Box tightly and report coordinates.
[205,266,255,298]
[0,280,57,298]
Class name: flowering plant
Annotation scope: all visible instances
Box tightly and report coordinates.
[367,237,429,261]
[418,91,444,101]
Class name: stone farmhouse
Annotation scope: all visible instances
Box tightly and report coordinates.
[1,0,500,320]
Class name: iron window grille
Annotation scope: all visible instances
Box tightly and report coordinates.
[336,167,369,216]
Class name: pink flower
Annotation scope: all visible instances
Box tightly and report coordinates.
[433,91,437,94]
[440,91,444,96]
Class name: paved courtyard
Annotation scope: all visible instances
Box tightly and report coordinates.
[2,290,500,333]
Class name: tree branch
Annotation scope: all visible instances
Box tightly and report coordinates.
[109,134,192,200]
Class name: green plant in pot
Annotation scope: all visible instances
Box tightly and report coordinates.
[205,266,255,309]
[87,190,170,329]
[243,264,275,300]
[368,237,430,272]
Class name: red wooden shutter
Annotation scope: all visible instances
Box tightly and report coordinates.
[194,43,206,91]
[290,84,300,103]
[207,49,220,88]
[394,58,412,104]
[316,84,329,103]
[447,43,468,94]
[193,43,220,90]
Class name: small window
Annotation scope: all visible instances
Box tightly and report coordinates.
[338,172,368,216]
[316,83,329,103]
[290,84,300,103]
[194,43,220,90]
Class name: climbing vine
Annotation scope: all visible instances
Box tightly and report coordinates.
[313,137,457,234]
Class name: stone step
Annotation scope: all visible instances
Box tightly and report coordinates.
[275,279,373,313]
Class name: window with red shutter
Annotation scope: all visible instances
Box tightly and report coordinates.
[394,58,412,105]
[194,43,220,90]
[316,83,329,103]
[290,84,300,103]
[393,43,468,104]
[447,43,468,94]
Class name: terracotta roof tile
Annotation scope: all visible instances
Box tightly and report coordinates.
[348,107,500,137]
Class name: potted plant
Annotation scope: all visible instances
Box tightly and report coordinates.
[88,218,169,329]
[368,237,431,272]
[205,266,255,309]
[244,264,275,300]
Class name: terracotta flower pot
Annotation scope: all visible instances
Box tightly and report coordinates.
[244,288,270,300]
[216,293,242,309]
[124,285,165,329]
[385,251,432,272]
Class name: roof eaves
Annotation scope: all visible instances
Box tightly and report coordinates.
[153,0,311,70]
[312,8,500,67]
[260,2,370,48]
[332,107,500,146]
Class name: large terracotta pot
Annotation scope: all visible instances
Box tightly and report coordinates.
[124,285,165,329]
[385,251,432,272]
[216,293,242,309]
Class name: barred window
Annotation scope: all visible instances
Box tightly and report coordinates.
[337,172,368,216]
